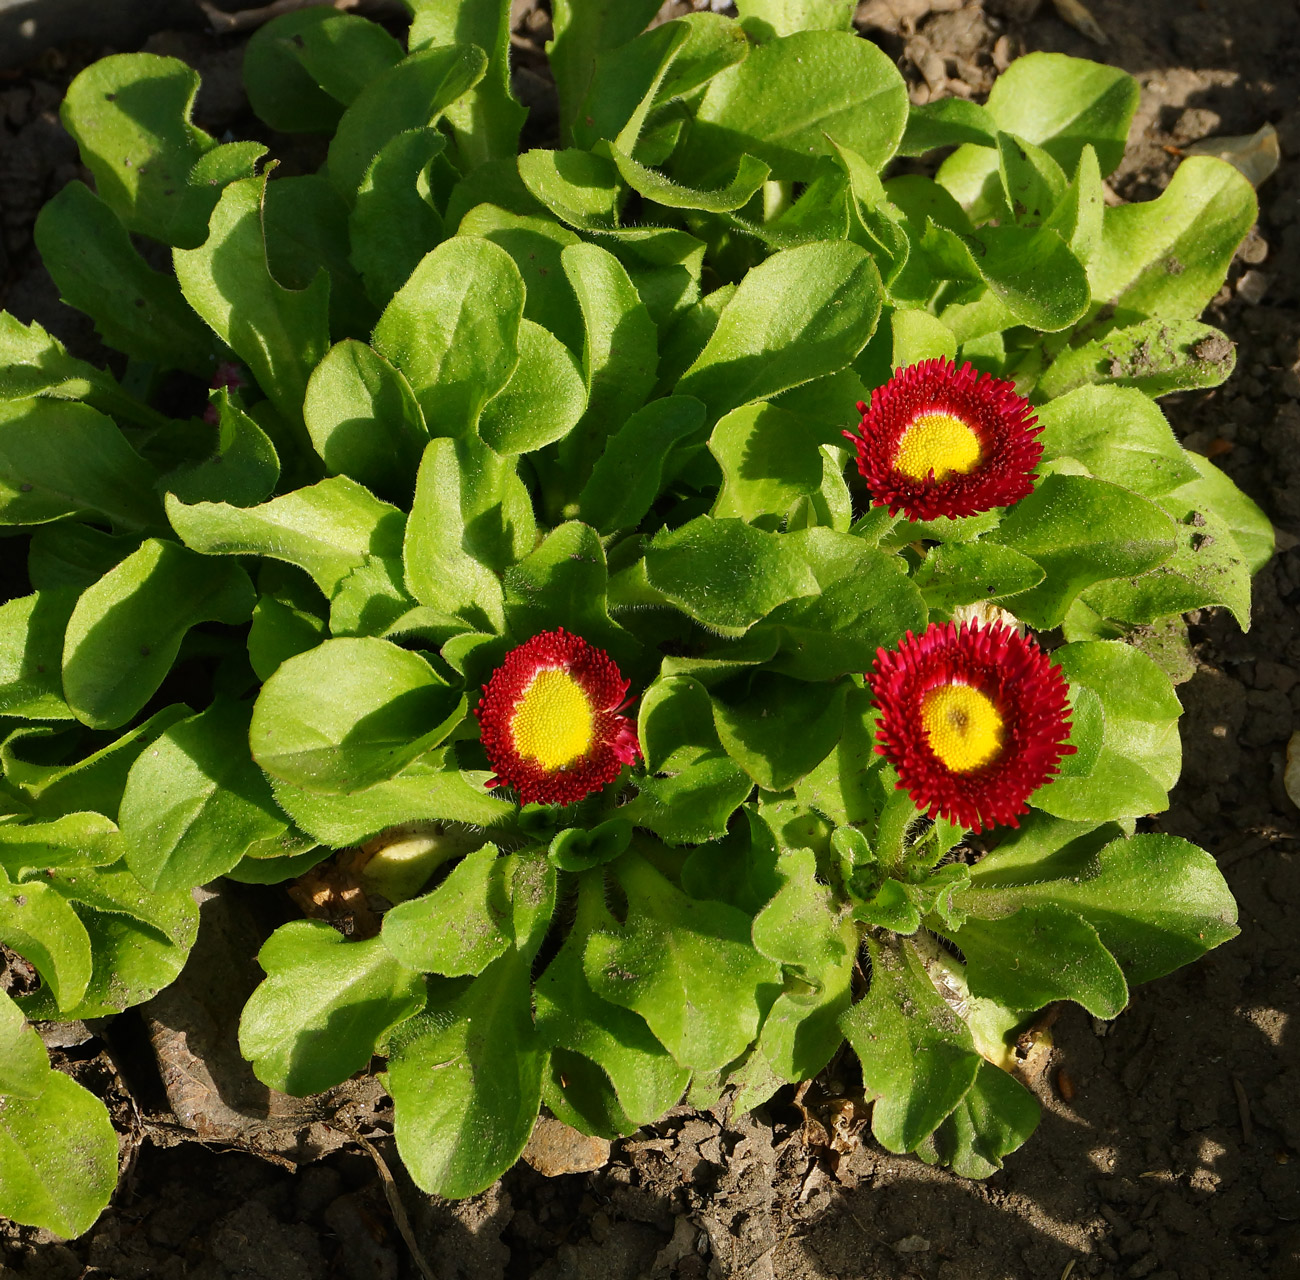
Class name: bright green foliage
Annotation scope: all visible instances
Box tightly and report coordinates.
[0,3,1264,1232]
[239,920,424,1095]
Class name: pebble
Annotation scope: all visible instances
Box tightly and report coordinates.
[521,1115,611,1176]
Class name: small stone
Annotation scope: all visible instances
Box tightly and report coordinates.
[895,1235,931,1254]
[1237,270,1272,304]
[520,1114,611,1176]
[1238,227,1269,264]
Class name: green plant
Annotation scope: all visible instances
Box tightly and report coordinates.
[0,0,1264,1234]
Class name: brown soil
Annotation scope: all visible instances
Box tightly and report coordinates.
[3,1,1300,1278]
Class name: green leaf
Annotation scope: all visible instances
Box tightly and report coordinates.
[967,830,1238,986]
[1033,640,1181,822]
[997,132,1067,226]
[898,97,998,156]
[553,242,658,486]
[547,0,665,141]
[381,845,511,977]
[7,707,189,821]
[623,676,754,845]
[263,173,373,341]
[167,475,405,596]
[709,401,826,527]
[0,988,48,1099]
[547,820,633,873]
[603,227,706,330]
[18,900,193,1020]
[388,950,544,1197]
[247,591,327,683]
[304,341,428,499]
[34,182,218,375]
[0,315,156,430]
[28,525,142,594]
[912,542,1044,617]
[0,816,117,883]
[610,144,770,213]
[1039,317,1239,401]
[536,876,687,1126]
[1166,450,1273,576]
[164,390,280,508]
[735,0,855,38]
[29,856,198,949]
[326,45,488,200]
[372,236,524,438]
[890,308,957,368]
[734,847,856,1110]
[1043,144,1104,266]
[675,30,908,185]
[402,438,525,632]
[677,241,882,422]
[61,539,254,731]
[923,1060,1040,1179]
[585,852,782,1072]
[759,527,927,682]
[60,52,242,247]
[937,53,1139,217]
[0,398,162,532]
[947,903,1127,1018]
[0,1069,118,1238]
[1082,495,1251,630]
[840,935,981,1153]
[502,522,628,659]
[517,148,623,232]
[456,205,584,356]
[1087,157,1256,328]
[653,11,750,105]
[244,8,361,131]
[854,876,921,934]
[578,396,707,534]
[250,637,461,793]
[987,473,1176,628]
[225,844,328,885]
[571,19,690,152]
[408,0,526,165]
[248,9,403,127]
[271,752,514,846]
[1035,384,1198,497]
[713,673,848,791]
[119,700,292,893]
[478,319,588,455]
[173,175,330,432]
[0,874,92,1012]
[793,685,886,830]
[921,221,1089,332]
[644,516,820,637]
[349,129,447,308]
[240,920,422,1096]
[0,590,77,721]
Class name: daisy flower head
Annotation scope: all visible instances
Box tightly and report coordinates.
[845,358,1042,521]
[474,629,640,806]
[868,620,1075,833]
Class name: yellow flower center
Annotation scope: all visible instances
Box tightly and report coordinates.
[894,412,982,482]
[511,669,595,771]
[920,682,1004,773]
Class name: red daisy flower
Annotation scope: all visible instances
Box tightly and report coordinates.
[474,629,641,806]
[845,358,1042,521]
[868,620,1075,833]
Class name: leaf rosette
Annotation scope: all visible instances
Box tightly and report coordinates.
[0,0,1264,1229]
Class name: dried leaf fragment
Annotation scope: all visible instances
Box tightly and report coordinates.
[1183,124,1281,189]
[1052,0,1108,44]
